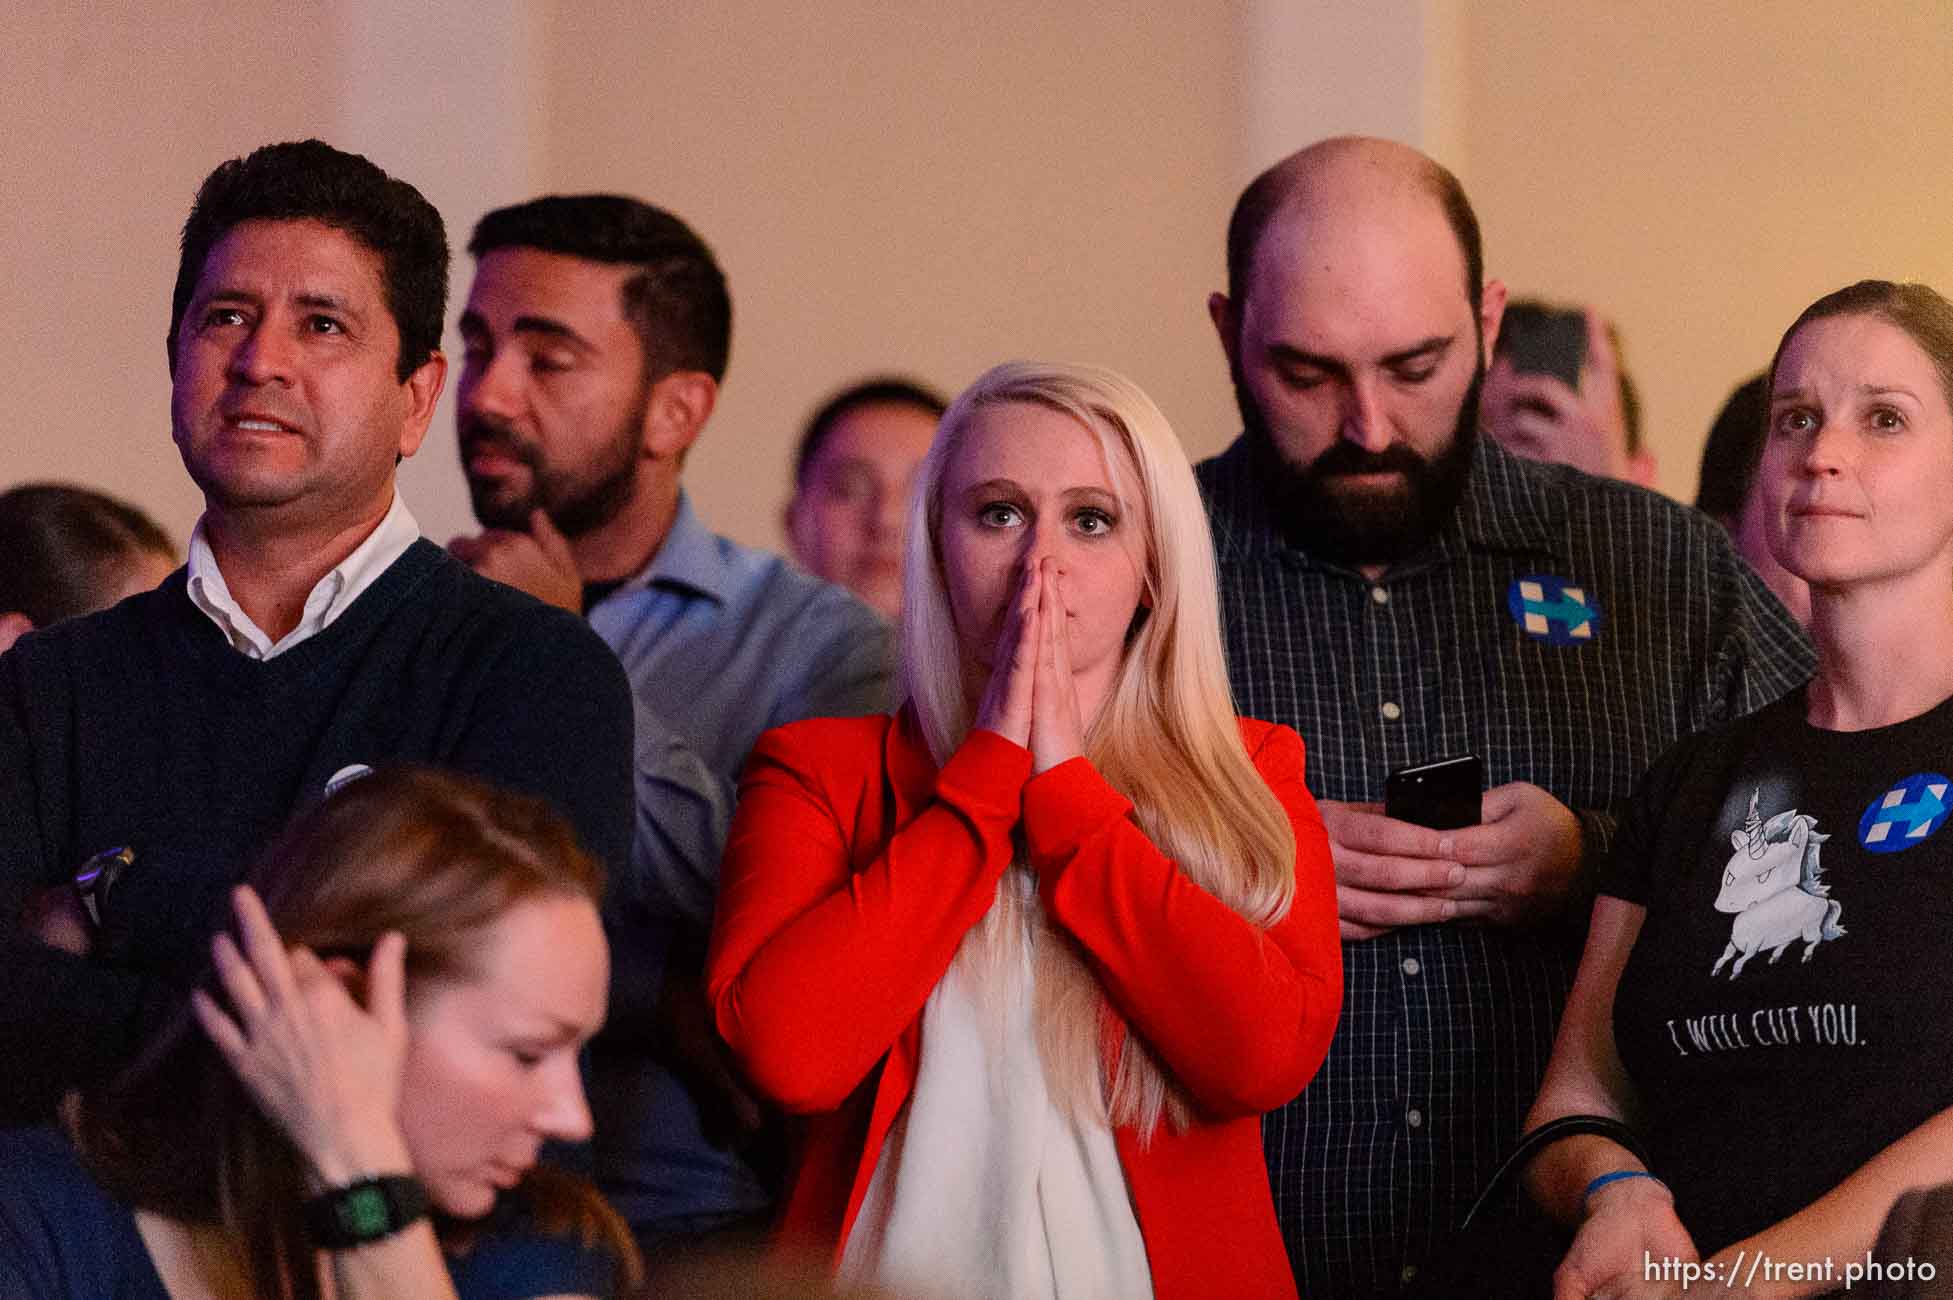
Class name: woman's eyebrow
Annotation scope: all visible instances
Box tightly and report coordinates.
[959,477,1027,499]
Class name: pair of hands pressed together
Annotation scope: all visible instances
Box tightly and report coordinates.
[972,555,1087,776]
[448,509,583,614]
[190,886,415,1191]
[1320,780,1585,940]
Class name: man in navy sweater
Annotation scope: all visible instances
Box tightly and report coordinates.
[0,141,634,1121]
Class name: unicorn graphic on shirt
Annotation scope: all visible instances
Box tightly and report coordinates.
[1710,788,1845,979]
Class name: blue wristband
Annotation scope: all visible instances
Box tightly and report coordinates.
[1584,1169,1663,1203]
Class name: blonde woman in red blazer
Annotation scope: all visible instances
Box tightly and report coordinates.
[707,361,1342,1300]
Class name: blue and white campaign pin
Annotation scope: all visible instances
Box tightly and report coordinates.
[324,763,375,798]
[1858,772,1952,853]
[1506,575,1600,645]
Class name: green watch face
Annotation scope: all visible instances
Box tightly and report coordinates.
[339,1185,391,1237]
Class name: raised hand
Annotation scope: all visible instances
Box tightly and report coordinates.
[191,886,414,1190]
[1480,309,1632,481]
[1029,556,1085,774]
[972,559,1041,749]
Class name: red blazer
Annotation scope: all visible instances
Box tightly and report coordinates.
[706,709,1342,1300]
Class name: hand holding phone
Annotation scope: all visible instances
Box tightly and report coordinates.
[1500,305,1587,388]
[1384,755,1483,831]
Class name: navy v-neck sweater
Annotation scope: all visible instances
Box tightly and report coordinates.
[0,540,632,1115]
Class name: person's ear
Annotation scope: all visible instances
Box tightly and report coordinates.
[0,612,34,653]
[1626,448,1659,489]
[394,350,449,461]
[1478,279,1509,367]
[642,371,719,461]
[783,496,810,563]
[1208,292,1240,370]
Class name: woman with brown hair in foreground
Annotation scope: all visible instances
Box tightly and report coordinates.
[0,766,640,1298]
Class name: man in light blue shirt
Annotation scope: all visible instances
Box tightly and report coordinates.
[446,194,892,1261]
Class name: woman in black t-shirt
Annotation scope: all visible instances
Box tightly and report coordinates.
[1524,280,1953,1298]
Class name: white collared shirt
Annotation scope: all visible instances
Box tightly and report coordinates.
[185,492,421,660]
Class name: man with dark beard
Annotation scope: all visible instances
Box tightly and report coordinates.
[446,195,891,1270]
[1195,138,1814,1297]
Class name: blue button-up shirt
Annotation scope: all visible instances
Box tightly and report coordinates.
[585,494,893,1241]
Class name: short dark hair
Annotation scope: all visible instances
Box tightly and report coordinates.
[469,195,732,384]
[0,483,177,626]
[1695,373,1769,520]
[1768,279,1953,417]
[168,140,448,382]
[793,377,947,485]
[1226,152,1484,317]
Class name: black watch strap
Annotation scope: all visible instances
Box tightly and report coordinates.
[302,1174,431,1249]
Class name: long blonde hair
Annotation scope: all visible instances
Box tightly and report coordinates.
[898,360,1296,1138]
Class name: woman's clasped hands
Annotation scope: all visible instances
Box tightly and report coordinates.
[972,555,1088,775]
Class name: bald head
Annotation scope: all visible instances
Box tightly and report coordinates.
[1207,138,1505,574]
[1225,136,1483,317]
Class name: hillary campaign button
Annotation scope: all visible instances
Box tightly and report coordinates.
[1507,575,1600,645]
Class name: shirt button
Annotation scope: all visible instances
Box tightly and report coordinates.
[1371,586,1390,605]
[1407,1107,1424,1128]
[1401,957,1421,976]
[1380,701,1403,721]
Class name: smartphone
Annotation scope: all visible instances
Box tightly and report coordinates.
[1499,304,1587,388]
[1385,755,1483,831]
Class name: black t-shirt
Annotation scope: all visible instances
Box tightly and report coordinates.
[1605,687,1953,1253]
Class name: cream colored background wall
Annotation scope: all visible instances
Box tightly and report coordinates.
[0,2,334,546]
[529,0,1242,550]
[4,2,1950,552]
[2,0,1257,552]
[1462,2,1953,503]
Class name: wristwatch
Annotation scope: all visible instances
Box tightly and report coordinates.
[303,1174,431,1249]
[72,846,135,930]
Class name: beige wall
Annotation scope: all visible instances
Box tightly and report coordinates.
[0,0,1251,554]
[1462,2,1953,503]
[5,2,1951,555]
[0,1,336,545]
[530,0,1242,549]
